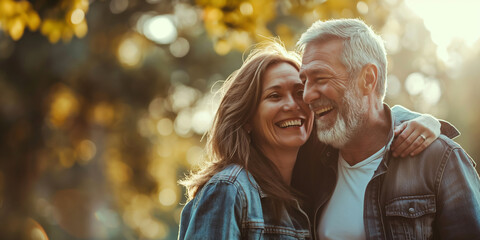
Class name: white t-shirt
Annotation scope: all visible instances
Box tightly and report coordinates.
[317,140,391,240]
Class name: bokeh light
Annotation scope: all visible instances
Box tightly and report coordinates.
[174,109,193,137]
[48,84,79,127]
[110,0,129,14]
[356,1,368,15]
[117,36,144,67]
[422,79,442,105]
[386,74,401,98]
[159,188,177,207]
[405,72,426,96]
[143,15,177,44]
[76,139,97,164]
[70,9,85,25]
[169,37,190,58]
[240,2,254,15]
[157,118,173,136]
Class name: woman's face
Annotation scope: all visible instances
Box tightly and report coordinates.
[250,62,314,152]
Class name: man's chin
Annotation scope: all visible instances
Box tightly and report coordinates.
[315,118,334,131]
[317,132,347,149]
[316,119,350,148]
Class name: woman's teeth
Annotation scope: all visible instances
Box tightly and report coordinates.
[278,119,302,128]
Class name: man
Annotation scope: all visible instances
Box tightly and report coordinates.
[292,19,480,239]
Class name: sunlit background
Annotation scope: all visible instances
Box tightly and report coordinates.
[0,0,479,239]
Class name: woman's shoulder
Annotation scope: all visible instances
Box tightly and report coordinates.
[209,164,253,183]
[206,164,263,196]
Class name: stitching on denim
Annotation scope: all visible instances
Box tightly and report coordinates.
[386,194,435,205]
[242,222,310,237]
[385,195,436,218]
[434,140,451,198]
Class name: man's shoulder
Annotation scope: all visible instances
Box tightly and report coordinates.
[384,134,473,193]
[419,134,469,163]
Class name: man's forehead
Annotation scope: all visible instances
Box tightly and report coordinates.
[299,61,335,75]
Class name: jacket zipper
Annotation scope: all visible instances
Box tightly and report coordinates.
[294,199,313,239]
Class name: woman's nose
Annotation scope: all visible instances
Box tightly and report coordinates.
[283,95,301,111]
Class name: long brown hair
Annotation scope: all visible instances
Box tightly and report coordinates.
[180,40,318,216]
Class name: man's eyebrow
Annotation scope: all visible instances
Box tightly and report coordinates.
[299,66,335,78]
[299,67,332,76]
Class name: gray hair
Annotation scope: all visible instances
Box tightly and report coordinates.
[297,19,388,100]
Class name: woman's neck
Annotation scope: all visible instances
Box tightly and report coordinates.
[261,147,299,185]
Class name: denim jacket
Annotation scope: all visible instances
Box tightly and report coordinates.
[292,105,480,239]
[178,164,312,239]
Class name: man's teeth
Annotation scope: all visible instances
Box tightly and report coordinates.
[279,119,302,128]
[315,106,333,115]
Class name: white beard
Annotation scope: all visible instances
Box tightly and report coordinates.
[316,84,368,148]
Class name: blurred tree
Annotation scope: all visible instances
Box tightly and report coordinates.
[0,0,88,43]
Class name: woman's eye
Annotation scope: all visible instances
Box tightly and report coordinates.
[296,90,304,97]
[267,93,280,99]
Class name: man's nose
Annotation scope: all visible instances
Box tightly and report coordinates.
[303,81,319,105]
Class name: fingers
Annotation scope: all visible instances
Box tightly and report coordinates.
[409,135,435,156]
[392,128,421,157]
[391,122,413,153]
[391,119,438,157]
[394,122,407,137]
[399,133,427,157]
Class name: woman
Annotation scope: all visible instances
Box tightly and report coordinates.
[178,41,441,239]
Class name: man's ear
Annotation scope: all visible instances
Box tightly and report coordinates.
[359,64,378,95]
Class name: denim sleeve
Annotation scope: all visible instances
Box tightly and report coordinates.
[178,181,244,239]
[435,147,480,238]
[391,105,460,139]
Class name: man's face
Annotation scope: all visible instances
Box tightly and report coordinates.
[299,39,367,148]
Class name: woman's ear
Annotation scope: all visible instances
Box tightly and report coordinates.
[244,124,252,134]
[360,64,378,95]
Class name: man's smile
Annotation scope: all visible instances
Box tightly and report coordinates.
[313,105,334,118]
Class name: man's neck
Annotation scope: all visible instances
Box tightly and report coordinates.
[340,104,392,166]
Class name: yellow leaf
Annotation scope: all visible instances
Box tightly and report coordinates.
[214,39,231,55]
[48,28,62,43]
[0,0,15,17]
[8,17,24,40]
[204,7,223,22]
[41,19,54,34]
[74,0,90,11]
[62,28,73,42]
[73,20,87,38]
[15,0,31,12]
[27,11,41,31]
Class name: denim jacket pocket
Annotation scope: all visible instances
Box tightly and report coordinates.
[385,195,436,240]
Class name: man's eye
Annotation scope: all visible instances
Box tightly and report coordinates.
[316,77,328,83]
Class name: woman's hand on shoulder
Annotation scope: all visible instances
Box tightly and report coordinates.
[391,114,441,157]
